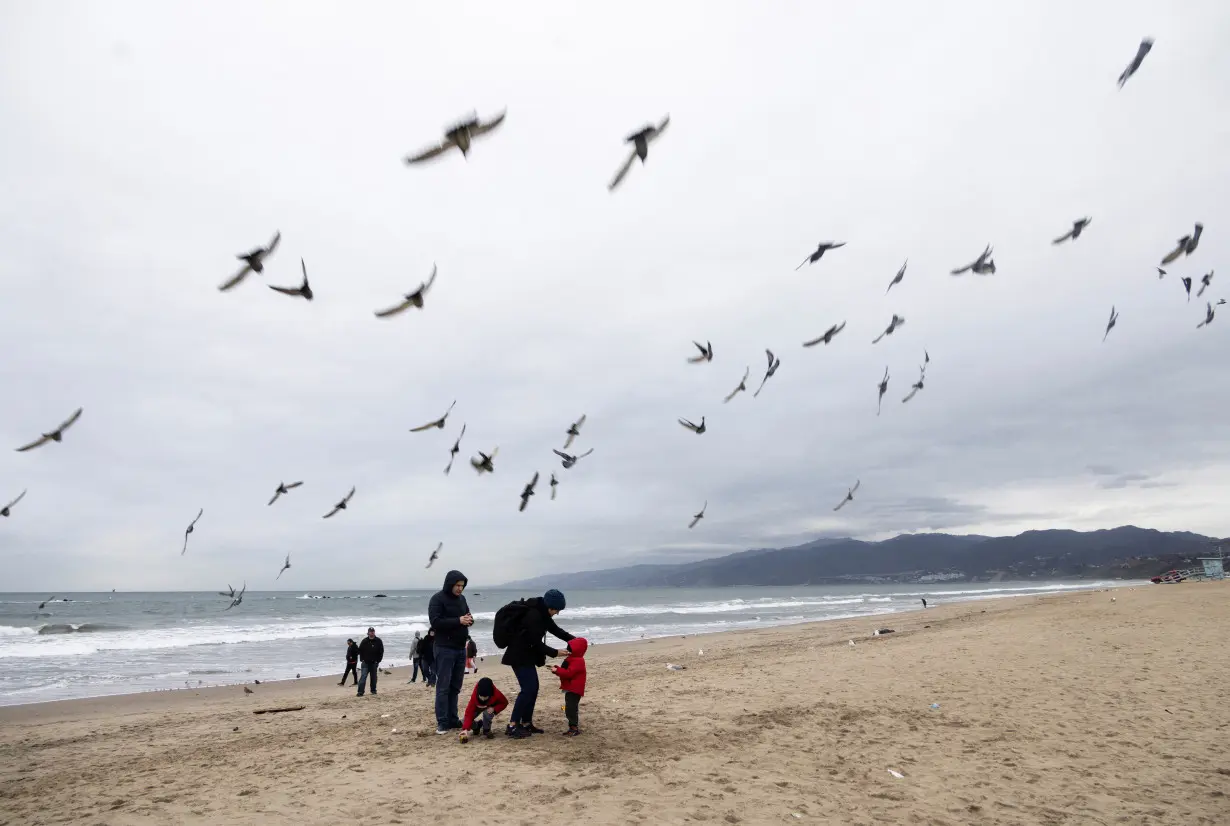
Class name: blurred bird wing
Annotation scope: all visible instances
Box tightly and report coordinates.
[269,284,301,296]
[851,479,861,494]
[421,264,439,294]
[472,109,507,136]
[608,150,637,190]
[322,506,340,518]
[578,448,594,459]
[219,263,254,291]
[654,114,671,136]
[265,231,282,255]
[374,299,413,318]
[404,139,453,164]
[4,489,27,509]
[58,408,83,432]
[268,490,282,505]
[343,486,356,504]
[409,420,438,432]
[15,434,51,452]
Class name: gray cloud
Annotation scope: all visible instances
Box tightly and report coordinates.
[1,2,1228,591]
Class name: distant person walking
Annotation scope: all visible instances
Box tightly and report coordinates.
[498,589,574,739]
[408,631,427,683]
[466,636,478,673]
[356,626,384,697]
[338,638,359,687]
[428,570,473,734]
[420,628,437,686]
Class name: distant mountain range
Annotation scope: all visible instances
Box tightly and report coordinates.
[500,526,1225,589]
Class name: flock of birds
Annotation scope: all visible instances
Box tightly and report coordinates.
[4,36,1223,606]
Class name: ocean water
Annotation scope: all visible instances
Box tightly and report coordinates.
[0,581,1132,706]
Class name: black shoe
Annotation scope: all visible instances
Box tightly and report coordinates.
[562,727,581,737]
[507,727,530,739]
[450,721,463,730]
[525,724,545,734]
[371,691,377,696]
[483,729,494,739]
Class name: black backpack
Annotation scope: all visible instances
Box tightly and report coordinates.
[492,599,531,649]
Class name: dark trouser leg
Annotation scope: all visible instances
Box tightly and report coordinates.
[434,647,464,730]
[509,665,539,726]
[447,651,465,726]
[410,659,421,682]
[342,662,357,684]
[357,662,370,695]
[565,691,580,728]
[369,663,378,693]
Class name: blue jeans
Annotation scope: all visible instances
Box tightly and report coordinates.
[510,665,539,727]
[433,645,466,729]
[409,659,424,682]
[357,661,378,695]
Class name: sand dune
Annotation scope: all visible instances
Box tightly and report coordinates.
[1,584,1227,824]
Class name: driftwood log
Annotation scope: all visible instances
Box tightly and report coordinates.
[252,705,306,715]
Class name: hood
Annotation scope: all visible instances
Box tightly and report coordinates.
[566,637,587,657]
[442,569,467,594]
[413,631,421,639]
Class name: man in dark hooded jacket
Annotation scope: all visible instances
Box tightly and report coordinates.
[500,588,574,738]
[427,570,473,734]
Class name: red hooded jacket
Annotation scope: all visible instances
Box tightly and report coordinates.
[552,637,587,696]
[461,682,509,730]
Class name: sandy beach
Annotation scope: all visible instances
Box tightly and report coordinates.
[1,584,1227,825]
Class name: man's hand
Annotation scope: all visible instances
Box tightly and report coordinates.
[460,614,474,627]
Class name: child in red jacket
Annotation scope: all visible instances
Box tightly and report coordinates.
[460,677,508,742]
[549,637,587,736]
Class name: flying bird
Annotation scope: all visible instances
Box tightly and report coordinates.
[426,542,442,569]
[902,368,926,403]
[276,554,291,580]
[471,448,499,474]
[951,244,996,275]
[1218,299,1226,306]
[795,242,846,270]
[1197,271,1214,298]
[15,407,83,452]
[563,414,587,450]
[219,584,237,599]
[518,471,539,512]
[687,341,714,363]
[1117,37,1153,88]
[1103,306,1119,342]
[404,109,507,164]
[803,321,846,348]
[872,315,906,344]
[268,258,313,300]
[753,349,781,398]
[38,596,55,610]
[181,508,203,555]
[549,473,558,500]
[1157,267,1166,279]
[723,367,750,403]
[552,448,593,469]
[225,583,246,611]
[410,400,457,432]
[374,264,438,318]
[219,231,281,291]
[444,423,467,475]
[924,349,931,367]
[322,486,356,518]
[688,501,707,529]
[876,367,890,416]
[1161,223,1204,266]
[678,416,706,434]
[1197,302,1216,329]
[1052,217,1092,245]
[1,489,27,517]
[608,115,671,191]
[834,480,861,511]
[885,260,907,294]
[1181,276,1192,301]
[268,481,303,506]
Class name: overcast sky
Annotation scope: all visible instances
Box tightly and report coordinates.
[1,1,1227,591]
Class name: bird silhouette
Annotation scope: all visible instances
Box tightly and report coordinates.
[219,231,281,291]
[753,349,781,398]
[1197,302,1216,329]
[876,367,890,415]
[225,583,246,611]
[276,554,291,579]
[803,321,847,348]
[410,400,457,432]
[374,264,438,318]
[687,341,714,363]
[404,110,507,164]
[1052,217,1092,245]
[268,258,313,300]
[1117,37,1153,88]
[181,508,203,555]
[1161,223,1204,265]
[563,414,587,450]
[723,367,750,403]
[609,115,671,190]
[519,472,539,512]
[885,260,907,294]
[444,423,467,475]
[1,489,27,517]
[1181,277,1192,301]
[872,315,906,344]
[951,244,996,275]
[678,416,706,434]
[426,542,442,568]
[322,486,356,518]
[268,481,303,506]
[902,368,926,403]
[834,480,861,511]
[1103,306,1119,342]
[1197,271,1214,298]
[795,242,846,270]
[688,501,707,529]
[549,473,558,500]
[15,407,83,452]
[471,448,499,474]
[552,448,593,469]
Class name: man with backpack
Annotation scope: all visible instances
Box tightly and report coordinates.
[492,588,574,739]
[428,570,473,734]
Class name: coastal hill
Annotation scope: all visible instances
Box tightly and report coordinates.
[500,526,1224,588]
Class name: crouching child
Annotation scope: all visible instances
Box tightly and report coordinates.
[460,677,508,742]
[549,637,587,736]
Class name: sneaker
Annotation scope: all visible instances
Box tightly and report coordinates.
[525,724,545,734]
[507,727,530,739]
[356,693,364,697]
[371,691,377,696]
[562,727,581,737]
[435,728,450,735]
[482,729,494,739]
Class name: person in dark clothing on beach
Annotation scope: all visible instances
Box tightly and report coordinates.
[428,570,473,733]
[407,631,426,684]
[420,628,437,686]
[500,588,574,739]
[338,638,359,686]
[356,627,384,697]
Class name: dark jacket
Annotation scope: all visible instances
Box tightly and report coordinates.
[466,638,478,659]
[552,637,587,696]
[345,641,359,664]
[428,570,471,650]
[419,632,436,664]
[500,597,575,668]
[357,635,384,665]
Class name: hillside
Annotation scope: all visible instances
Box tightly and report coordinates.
[500,526,1222,588]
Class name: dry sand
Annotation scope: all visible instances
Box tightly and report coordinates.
[1,584,1228,825]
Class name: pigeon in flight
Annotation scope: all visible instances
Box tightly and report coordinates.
[268,481,303,506]
[181,508,203,555]
[1,489,27,517]
[219,231,281,292]
[1197,271,1214,298]
[678,416,706,434]
[688,501,707,529]
[374,264,438,318]
[410,400,457,432]
[471,448,499,474]
[872,315,906,344]
[1161,223,1204,265]
[803,321,846,348]
[688,341,714,363]
[563,414,587,450]
[885,260,907,295]
[218,584,237,599]
[444,423,467,475]
[518,471,539,512]
[1052,217,1092,245]
[795,242,846,270]
[426,542,442,569]
[404,110,507,164]
[718,368,747,405]
[951,244,996,275]
[553,448,593,469]
[833,479,861,511]
[1157,267,1166,279]
[1218,299,1227,306]
[276,553,291,580]
[609,115,671,191]
[876,367,890,416]
[1181,276,1192,302]
[549,473,558,500]
[1103,306,1119,342]
[753,349,781,398]
[1117,38,1153,88]
[225,582,246,611]
[322,486,356,518]
[1197,302,1217,329]
[268,258,313,300]
[902,368,926,403]
[15,407,83,452]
